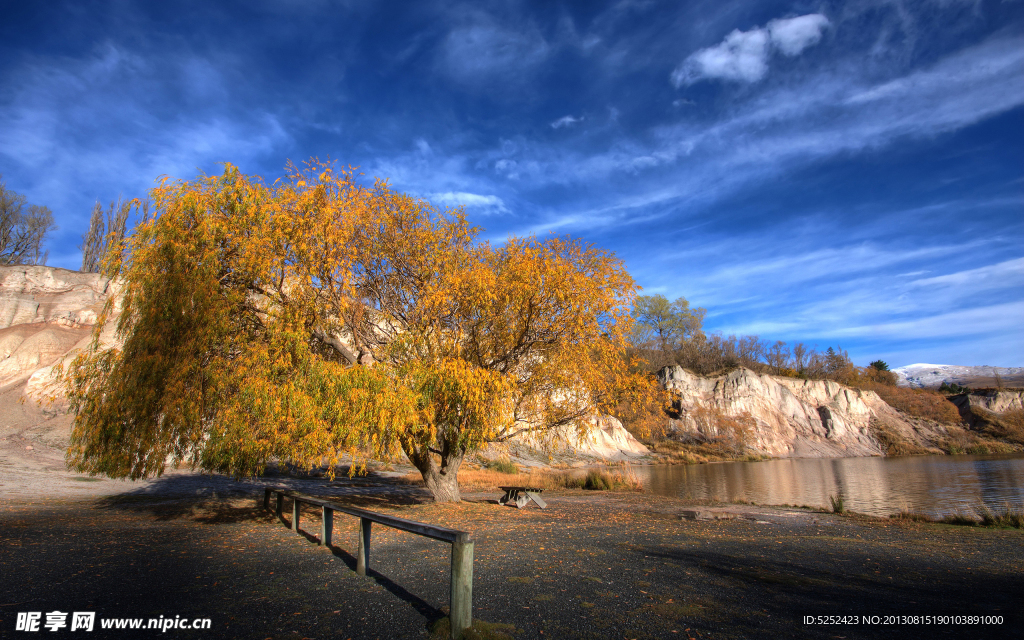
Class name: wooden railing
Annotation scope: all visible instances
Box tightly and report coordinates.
[263,487,473,640]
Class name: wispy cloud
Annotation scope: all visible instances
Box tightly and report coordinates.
[1,0,1020,367]
[0,41,291,267]
[429,191,509,215]
[439,18,549,84]
[550,115,582,129]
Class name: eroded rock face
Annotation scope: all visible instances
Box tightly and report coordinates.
[658,366,943,458]
[958,390,1024,414]
[511,414,649,460]
[0,267,123,400]
[0,267,116,329]
[507,411,651,460]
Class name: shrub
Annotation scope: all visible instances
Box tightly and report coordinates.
[482,457,518,474]
[829,492,845,514]
[565,468,644,491]
[890,510,931,522]
[583,470,612,490]
[891,505,1024,529]
[938,381,971,395]
[450,465,643,492]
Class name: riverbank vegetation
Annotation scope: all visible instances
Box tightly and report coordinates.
[891,504,1024,529]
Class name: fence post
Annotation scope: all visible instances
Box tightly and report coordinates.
[263,488,271,510]
[292,497,301,532]
[449,534,474,640]
[321,507,333,547]
[356,518,372,576]
[276,492,283,519]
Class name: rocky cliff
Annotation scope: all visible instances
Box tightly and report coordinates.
[0,267,122,398]
[658,366,950,458]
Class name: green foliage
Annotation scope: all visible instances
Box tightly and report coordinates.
[482,457,518,474]
[631,294,705,351]
[938,381,971,395]
[583,470,612,490]
[559,468,643,491]
[869,360,890,371]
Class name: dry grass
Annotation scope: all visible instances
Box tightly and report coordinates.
[936,424,1018,455]
[404,465,645,493]
[647,439,770,464]
[975,408,1024,445]
[869,419,931,456]
[857,381,962,424]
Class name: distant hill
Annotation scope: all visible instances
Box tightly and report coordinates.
[893,363,1024,389]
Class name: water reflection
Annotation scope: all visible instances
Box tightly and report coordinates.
[637,454,1024,517]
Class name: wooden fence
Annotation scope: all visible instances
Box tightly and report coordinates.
[263,487,473,640]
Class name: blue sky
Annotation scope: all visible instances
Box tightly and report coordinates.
[1,0,1021,367]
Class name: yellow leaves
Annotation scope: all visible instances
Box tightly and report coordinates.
[64,158,649,485]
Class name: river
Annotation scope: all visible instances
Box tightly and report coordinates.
[634,453,1024,518]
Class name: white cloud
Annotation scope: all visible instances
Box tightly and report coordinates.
[671,13,829,86]
[767,14,830,57]
[672,27,770,85]
[429,191,509,215]
[550,115,582,129]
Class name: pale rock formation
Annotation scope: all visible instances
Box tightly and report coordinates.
[508,415,649,461]
[0,267,122,402]
[0,266,117,328]
[658,366,943,458]
[954,389,1024,414]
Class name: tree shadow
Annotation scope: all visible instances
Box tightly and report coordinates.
[91,469,435,522]
[269,502,447,627]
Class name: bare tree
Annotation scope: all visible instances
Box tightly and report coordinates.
[791,342,809,372]
[80,197,132,273]
[0,177,56,266]
[765,340,791,374]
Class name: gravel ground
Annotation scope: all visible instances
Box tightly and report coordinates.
[2,396,1021,639]
[1,470,1021,640]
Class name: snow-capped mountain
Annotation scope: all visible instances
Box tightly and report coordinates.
[893,363,1024,389]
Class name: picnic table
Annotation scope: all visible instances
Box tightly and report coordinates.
[498,486,546,509]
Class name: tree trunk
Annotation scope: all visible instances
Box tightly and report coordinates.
[402,439,466,503]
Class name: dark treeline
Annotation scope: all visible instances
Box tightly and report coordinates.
[629,294,897,386]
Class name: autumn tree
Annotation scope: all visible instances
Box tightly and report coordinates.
[61,161,644,502]
[0,176,56,265]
